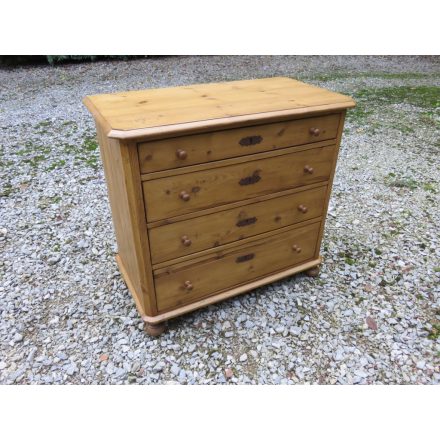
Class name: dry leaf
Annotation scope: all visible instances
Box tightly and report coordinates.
[99,354,109,362]
[225,368,233,379]
[366,316,378,331]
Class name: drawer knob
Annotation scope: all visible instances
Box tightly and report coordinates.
[292,244,302,253]
[176,149,188,160]
[298,204,308,214]
[183,280,193,291]
[304,165,314,174]
[181,235,192,247]
[309,127,320,136]
[179,191,190,201]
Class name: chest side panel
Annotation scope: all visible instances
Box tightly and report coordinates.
[96,125,155,316]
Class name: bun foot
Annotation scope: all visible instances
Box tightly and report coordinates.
[145,322,167,337]
[305,266,320,277]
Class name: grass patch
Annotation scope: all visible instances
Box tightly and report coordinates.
[337,250,356,266]
[384,172,438,194]
[34,119,52,129]
[0,182,14,197]
[0,158,14,169]
[23,154,47,168]
[419,110,439,128]
[308,72,440,82]
[384,172,419,190]
[38,195,62,209]
[46,159,66,171]
[12,131,100,172]
[422,182,438,193]
[15,141,51,169]
[72,135,99,170]
[427,322,440,340]
[347,107,374,124]
[355,86,440,109]
[347,85,440,127]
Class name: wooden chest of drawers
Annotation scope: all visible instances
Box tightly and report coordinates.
[83,77,355,335]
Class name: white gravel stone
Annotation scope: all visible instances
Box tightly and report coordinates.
[47,256,61,265]
[290,326,302,336]
[13,333,24,343]
[170,365,180,376]
[416,360,426,369]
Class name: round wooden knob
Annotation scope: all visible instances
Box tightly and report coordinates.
[292,244,302,253]
[304,165,314,174]
[183,280,193,291]
[181,235,192,247]
[176,149,187,160]
[179,191,190,201]
[298,204,308,213]
[309,127,320,136]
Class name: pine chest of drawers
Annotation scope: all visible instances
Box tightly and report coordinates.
[83,77,355,335]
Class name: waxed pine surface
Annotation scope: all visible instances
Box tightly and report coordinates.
[0,56,439,384]
[85,77,354,131]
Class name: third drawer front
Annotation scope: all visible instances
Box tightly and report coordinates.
[154,221,321,312]
[143,144,335,222]
[149,185,327,264]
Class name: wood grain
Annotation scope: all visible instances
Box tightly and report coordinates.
[142,145,336,221]
[154,221,321,312]
[149,185,327,263]
[96,125,156,315]
[83,77,355,136]
[138,113,340,173]
[83,77,355,327]
[146,181,327,229]
[313,111,347,259]
[140,139,335,182]
[152,218,321,272]
[142,257,322,324]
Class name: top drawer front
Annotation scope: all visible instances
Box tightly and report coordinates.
[138,114,340,173]
[143,145,335,222]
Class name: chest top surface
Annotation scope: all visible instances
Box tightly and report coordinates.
[83,77,355,139]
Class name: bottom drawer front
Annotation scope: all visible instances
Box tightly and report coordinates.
[154,221,320,311]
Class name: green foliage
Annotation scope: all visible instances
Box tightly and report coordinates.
[45,55,137,65]
[46,55,98,64]
[0,55,143,66]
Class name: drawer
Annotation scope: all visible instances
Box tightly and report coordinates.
[138,114,340,173]
[149,185,327,264]
[154,221,321,311]
[143,144,335,222]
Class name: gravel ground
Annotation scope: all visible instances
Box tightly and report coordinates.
[1,56,439,384]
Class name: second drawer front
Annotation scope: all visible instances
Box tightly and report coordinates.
[154,221,321,312]
[149,185,327,264]
[143,145,335,222]
[138,114,340,173]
